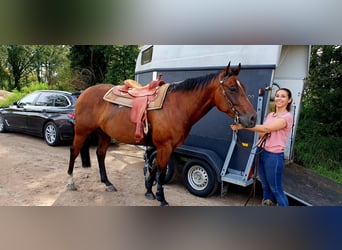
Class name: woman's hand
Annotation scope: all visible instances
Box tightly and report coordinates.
[230,123,243,131]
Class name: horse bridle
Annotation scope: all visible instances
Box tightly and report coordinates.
[219,76,240,124]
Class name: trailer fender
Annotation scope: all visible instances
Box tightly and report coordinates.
[174,145,223,183]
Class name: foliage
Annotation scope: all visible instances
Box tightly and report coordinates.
[32,45,70,86]
[295,45,342,183]
[302,45,342,136]
[68,45,139,89]
[68,45,112,89]
[0,45,70,91]
[104,45,140,85]
[5,45,36,90]
[1,45,139,91]
[0,82,50,107]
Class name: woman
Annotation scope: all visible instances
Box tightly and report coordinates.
[231,88,293,206]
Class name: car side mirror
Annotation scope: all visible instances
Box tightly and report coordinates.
[13,101,21,108]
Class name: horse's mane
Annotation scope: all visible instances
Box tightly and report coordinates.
[168,73,217,93]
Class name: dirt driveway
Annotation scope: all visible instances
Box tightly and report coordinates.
[0,132,261,206]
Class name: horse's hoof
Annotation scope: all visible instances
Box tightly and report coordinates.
[105,185,117,192]
[145,192,156,200]
[67,183,77,191]
[160,201,169,207]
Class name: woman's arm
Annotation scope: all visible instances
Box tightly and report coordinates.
[231,118,287,133]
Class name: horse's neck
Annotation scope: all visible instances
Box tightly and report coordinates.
[170,81,217,126]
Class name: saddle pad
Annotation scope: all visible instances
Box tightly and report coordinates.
[103,83,170,110]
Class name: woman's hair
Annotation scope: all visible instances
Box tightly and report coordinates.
[276,88,293,111]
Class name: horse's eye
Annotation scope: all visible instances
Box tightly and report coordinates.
[229,86,237,92]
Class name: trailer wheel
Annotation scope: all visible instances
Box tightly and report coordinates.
[183,159,218,197]
[149,152,178,184]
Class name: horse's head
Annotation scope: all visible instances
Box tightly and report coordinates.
[214,62,257,128]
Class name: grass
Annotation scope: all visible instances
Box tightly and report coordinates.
[294,135,342,184]
[308,164,342,184]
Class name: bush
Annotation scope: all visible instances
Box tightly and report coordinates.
[0,82,49,107]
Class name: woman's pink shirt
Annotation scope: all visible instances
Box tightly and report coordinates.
[262,112,294,153]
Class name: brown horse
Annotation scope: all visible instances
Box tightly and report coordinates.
[67,63,257,206]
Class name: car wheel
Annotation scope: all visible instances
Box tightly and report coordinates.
[183,159,218,197]
[0,115,6,132]
[149,151,178,184]
[44,121,61,146]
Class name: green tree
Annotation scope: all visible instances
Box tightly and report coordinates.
[300,45,342,136]
[0,45,71,90]
[68,45,139,89]
[104,45,139,85]
[295,45,342,175]
[31,45,70,86]
[0,46,10,88]
[68,45,112,88]
[5,45,37,90]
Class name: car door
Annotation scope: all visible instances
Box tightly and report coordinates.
[25,92,55,135]
[3,92,39,131]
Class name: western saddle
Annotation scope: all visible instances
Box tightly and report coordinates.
[105,75,167,139]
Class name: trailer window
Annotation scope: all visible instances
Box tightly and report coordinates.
[141,46,153,65]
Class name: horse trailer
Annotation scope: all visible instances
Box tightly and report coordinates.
[135,45,310,198]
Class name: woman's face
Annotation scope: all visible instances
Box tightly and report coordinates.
[274,90,292,110]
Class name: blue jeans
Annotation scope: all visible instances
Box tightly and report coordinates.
[257,149,289,206]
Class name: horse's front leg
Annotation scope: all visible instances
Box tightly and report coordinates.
[156,167,169,206]
[152,145,172,206]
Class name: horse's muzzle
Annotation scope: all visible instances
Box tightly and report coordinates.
[239,113,257,128]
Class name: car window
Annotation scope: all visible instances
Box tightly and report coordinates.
[35,92,55,106]
[54,95,70,107]
[18,92,40,106]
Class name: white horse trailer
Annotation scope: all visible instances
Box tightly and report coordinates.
[135,45,310,198]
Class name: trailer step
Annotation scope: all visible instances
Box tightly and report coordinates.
[222,173,254,187]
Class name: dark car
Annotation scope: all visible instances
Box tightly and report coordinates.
[0,90,81,146]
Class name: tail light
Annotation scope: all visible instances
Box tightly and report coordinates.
[68,112,75,119]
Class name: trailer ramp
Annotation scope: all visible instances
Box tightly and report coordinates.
[283,163,342,206]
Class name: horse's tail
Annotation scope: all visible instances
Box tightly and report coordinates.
[80,135,93,168]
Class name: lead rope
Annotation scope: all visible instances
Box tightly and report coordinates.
[244,133,269,206]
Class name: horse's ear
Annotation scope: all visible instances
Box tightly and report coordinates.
[223,61,231,76]
[232,63,241,75]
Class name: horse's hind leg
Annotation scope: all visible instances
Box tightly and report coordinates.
[67,133,89,191]
[145,160,157,200]
[96,130,117,192]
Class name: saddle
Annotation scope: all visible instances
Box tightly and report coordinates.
[103,75,169,139]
